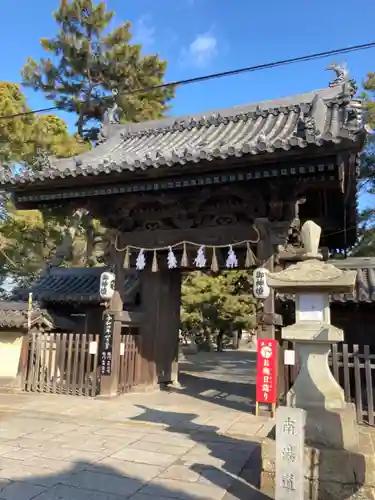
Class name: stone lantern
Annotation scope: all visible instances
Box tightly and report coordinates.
[267,221,359,450]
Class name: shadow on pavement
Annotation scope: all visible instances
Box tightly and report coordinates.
[175,350,257,413]
[130,405,271,499]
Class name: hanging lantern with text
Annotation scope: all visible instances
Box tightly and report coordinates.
[99,271,116,300]
[253,267,270,299]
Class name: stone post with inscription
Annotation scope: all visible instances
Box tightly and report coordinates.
[266,220,359,451]
[275,406,306,500]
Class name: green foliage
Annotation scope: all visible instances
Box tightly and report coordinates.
[354,74,375,256]
[1,0,176,289]
[22,0,175,138]
[181,271,259,342]
[0,82,90,289]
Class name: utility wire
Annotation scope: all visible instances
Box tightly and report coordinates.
[1,41,375,121]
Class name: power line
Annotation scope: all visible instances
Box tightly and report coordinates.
[2,40,375,121]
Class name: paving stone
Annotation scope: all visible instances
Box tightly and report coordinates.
[138,433,195,449]
[0,464,63,487]
[111,449,177,467]
[0,430,27,440]
[0,480,47,500]
[181,447,250,467]
[138,477,227,500]
[0,479,12,493]
[86,457,164,481]
[159,465,201,483]
[180,456,246,476]
[21,456,84,473]
[0,446,23,457]
[59,470,141,497]
[126,441,190,457]
[130,495,179,500]
[23,431,58,441]
[40,447,109,462]
[197,468,237,489]
[0,457,26,469]
[41,423,82,435]
[1,448,43,462]
[4,438,54,451]
[91,428,146,441]
[29,484,125,500]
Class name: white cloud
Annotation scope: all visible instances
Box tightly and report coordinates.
[132,16,155,48]
[180,32,218,68]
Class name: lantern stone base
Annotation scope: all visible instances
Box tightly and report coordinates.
[260,437,375,499]
[303,404,359,452]
[282,326,359,451]
[284,323,346,410]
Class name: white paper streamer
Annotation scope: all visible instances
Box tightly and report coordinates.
[194,246,206,268]
[167,246,178,269]
[225,245,238,268]
[136,249,146,270]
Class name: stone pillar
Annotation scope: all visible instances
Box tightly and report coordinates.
[267,221,359,451]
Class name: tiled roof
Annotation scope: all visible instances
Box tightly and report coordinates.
[330,258,375,303]
[0,301,77,330]
[13,267,140,305]
[278,257,375,304]
[0,81,365,187]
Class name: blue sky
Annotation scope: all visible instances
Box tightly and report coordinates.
[0,0,374,207]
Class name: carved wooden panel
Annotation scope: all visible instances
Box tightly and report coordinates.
[90,182,294,229]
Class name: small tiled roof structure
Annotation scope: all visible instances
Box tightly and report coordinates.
[13,267,140,306]
[278,257,375,304]
[0,80,365,188]
[0,301,77,331]
[329,257,375,303]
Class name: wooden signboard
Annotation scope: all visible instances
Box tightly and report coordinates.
[100,312,114,376]
[255,339,278,416]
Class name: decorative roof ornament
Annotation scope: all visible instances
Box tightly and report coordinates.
[106,88,120,125]
[326,61,349,87]
[326,62,357,97]
[96,88,120,147]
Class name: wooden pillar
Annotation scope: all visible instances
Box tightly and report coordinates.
[256,217,291,402]
[99,255,123,398]
[255,218,275,341]
[157,269,181,385]
[139,269,181,388]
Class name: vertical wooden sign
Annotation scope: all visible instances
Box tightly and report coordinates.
[100,312,114,376]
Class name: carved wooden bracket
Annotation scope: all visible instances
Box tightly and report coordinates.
[257,312,283,327]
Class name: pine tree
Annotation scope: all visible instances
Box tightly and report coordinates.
[353,74,375,256]
[181,271,259,348]
[22,0,175,139]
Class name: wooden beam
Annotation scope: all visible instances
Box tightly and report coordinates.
[117,224,259,250]
[116,310,144,325]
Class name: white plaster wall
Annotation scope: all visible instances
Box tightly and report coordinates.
[0,332,23,379]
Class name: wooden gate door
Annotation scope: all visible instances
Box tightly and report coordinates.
[118,326,141,393]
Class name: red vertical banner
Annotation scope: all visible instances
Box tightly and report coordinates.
[256,339,278,404]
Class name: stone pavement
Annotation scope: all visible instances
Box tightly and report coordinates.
[0,350,274,499]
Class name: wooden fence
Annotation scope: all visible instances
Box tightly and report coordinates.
[284,343,375,426]
[22,333,100,397]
